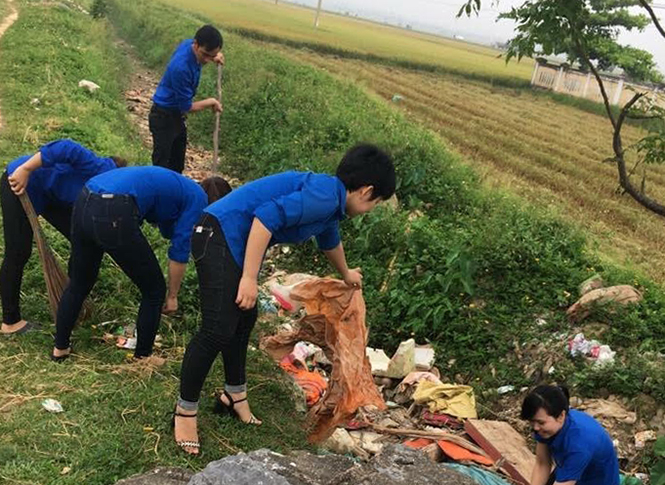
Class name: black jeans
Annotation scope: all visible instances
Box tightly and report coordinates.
[0,172,72,324]
[54,188,166,357]
[149,104,187,174]
[179,214,258,403]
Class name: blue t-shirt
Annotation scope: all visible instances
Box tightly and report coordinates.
[6,139,117,215]
[205,171,346,268]
[86,166,207,263]
[153,39,202,113]
[535,409,620,485]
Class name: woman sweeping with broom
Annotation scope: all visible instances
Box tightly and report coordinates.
[1,139,127,336]
[51,166,230,361]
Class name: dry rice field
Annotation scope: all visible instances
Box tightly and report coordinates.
[277,46,665,281]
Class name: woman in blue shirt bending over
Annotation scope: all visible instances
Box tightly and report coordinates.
[51,167,231,362]
[521,385,620,485]
[1,139,126,336]
[172,143,396,455]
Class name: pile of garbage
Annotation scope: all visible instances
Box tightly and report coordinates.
[258,273,534,485]
[257,273,656,484]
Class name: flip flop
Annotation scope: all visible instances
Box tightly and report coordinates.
[50,347,72,362]
[2,321,40,336]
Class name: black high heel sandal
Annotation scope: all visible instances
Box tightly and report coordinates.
[171,407,201,454]
[213,390,261,425]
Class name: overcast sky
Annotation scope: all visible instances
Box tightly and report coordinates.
[288,0,665,73]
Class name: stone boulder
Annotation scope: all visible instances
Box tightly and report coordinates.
[567,285,642,322]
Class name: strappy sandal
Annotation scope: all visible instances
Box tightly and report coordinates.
[50,347,71,362]
[213,390,262,426]
[171,408,201,455]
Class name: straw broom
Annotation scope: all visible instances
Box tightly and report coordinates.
[18,193,91,321]
[213,63,223,166]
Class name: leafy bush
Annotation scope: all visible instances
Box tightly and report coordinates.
[90,0,108,18]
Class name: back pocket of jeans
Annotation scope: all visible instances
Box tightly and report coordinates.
[92,216,123,249]
[191,229,213,263]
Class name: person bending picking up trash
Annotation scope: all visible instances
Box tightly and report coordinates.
[51,166,230,361]
[150,25,225,173]
[521,385,620,485]
[1,139,126,336]
[172,143,396,455]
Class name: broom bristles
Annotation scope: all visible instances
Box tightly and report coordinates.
[18,193,91,322]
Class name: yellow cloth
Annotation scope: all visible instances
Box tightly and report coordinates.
[412,381,478,419]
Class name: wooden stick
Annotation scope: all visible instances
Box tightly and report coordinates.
[368,424,490,458]
[213,63,223,166]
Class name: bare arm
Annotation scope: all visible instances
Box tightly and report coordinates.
[163,260,187,313]
[236,217,272,310]
[8,152,43,195]
[531,442,554,485]
[189,98,222,113]
[323,242,363,289]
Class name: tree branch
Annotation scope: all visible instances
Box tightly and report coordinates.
[573,36,617,129]
[638,0,665,40]
[612,92,665,217]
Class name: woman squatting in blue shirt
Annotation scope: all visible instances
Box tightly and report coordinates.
[51,166,231,361]
[172,144,396,455]
[521,385,620,485]
[0,139,126,336]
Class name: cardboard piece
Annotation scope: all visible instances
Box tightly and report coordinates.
[464,419,535,485]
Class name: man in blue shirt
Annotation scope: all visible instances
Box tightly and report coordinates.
[1,139,126,335]
[521,385,620,485]
[51,167,230,361]
[149,25,224,174]
[172,143,396,455]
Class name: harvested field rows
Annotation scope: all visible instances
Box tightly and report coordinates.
[277,47,665,280]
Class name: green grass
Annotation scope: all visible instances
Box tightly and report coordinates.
[107,0,665,407]
[2,0,665,481]
[157,0,535,87]
[0,3,307,484]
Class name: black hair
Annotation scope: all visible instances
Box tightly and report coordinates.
[110,156,128,168]
[521,385,570,420]
[194,25,223,51]
[201,176,232,204]
[335,143,396,200]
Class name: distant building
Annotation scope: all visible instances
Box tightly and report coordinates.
[531,57,664,107]
[454,34,465,41]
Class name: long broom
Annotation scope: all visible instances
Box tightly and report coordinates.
[18,192,91,322]
[213,63,223,166]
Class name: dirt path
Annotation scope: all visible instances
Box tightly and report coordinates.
[118,39,236,183]
[0,0,19,132]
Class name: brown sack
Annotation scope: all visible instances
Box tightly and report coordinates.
[260,277,386,442]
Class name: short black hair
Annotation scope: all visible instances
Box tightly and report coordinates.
[336,143,396,200]
[520,385,570,420]
[194,25,223,51]
[201,176,232,204]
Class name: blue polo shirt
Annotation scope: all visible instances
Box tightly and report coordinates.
[6,139,116,215]
[153,39,201,113]
[535,409,619,485]
[205,171,346,268]
[86,166,207,263]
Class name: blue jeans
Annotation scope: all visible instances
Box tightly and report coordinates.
[54,188,166,357]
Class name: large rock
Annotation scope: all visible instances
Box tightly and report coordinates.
[185,445,477,485]
[567,285,642,322]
